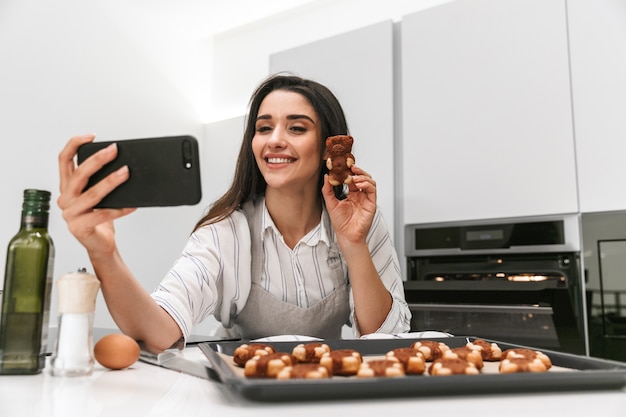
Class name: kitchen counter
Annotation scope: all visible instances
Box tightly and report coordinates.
[0,346,625,416]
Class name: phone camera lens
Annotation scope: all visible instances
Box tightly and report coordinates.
[182,140,193,169]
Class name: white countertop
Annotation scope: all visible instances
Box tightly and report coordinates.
[0,346,625,417]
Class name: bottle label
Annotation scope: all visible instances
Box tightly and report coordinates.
[22,214,48,228]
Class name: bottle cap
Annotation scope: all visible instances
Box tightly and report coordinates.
[22,189,51,212]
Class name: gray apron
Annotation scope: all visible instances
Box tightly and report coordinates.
[229,198,351,340]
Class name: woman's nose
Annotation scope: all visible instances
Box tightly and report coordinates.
[267,127,287,148]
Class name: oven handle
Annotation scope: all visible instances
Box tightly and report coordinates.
[408,303,554,315]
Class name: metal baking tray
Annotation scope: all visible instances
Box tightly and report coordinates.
[198,336,626,402]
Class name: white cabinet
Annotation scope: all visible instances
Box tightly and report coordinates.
[400,0,579,225]
[269,21,397,239]
[567,0,626,213]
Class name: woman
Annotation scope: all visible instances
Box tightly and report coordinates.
[58,74,411,353]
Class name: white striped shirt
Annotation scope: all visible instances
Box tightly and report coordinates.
[151,198,411,340]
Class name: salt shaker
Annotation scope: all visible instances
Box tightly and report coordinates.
[50,268,100,377]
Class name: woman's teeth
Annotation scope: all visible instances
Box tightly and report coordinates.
[267,158,293,164]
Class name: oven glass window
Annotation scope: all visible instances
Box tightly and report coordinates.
[409,304,560,349]
[597,240,626,338]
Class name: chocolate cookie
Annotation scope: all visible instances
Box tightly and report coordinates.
[244,352,296,378]
[499,357,550,373]
[386,347,426,375]
[465,339,502,361]
[319,349,363,376]
[443,347,484,370]
[276,363,331,379]
[411,340,451,361]
[429,357,480,376]
[233,343,275,367]
[292,342,331,363]
[357,359,405,378]
[502,348,552,369]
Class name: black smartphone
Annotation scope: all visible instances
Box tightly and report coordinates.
[77,135,202,208]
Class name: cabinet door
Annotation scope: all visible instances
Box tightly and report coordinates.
[568,0,626,213]
[401,0,578,224]
[270,21,396,238]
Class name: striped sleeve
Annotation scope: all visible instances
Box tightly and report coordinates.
[348,208,412,336]
[151,210,252,340]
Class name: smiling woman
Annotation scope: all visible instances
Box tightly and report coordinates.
[251,90,322,200]
[56,74,411,352]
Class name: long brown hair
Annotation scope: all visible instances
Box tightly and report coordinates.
[194,74,349,231]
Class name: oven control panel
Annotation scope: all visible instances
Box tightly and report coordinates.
[405,214,580,257]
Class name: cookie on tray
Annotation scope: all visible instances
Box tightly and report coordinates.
[385,347,426,375]
[357,359,405,378]
[276,363,331,379]
[465,339,502,361]
[502,348,552,370]
[319,349,363,376]
[410,340,451,361]
[244,352,296,378]
[443,346,484,370]
[291,342,331,363]
[429,357,480,376]
[499,357,550,373]
[232,343,275,367]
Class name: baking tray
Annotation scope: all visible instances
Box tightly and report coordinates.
[198,336,626,402]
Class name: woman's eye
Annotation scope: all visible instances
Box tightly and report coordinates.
[256,125,272,133]
[290,126,307,133]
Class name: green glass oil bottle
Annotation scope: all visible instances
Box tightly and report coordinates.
[0,189,55,374]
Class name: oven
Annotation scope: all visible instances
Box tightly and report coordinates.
[403,215,587,355]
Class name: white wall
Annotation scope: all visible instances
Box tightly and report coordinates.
[0,0,451,333]
[0,0,207,329]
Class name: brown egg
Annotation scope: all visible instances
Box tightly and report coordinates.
[94,333,141,370]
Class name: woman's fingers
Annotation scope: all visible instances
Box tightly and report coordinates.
[350,164,370,177]
[348,165,376,196]
[57,135,128,211]
[58,134,95,191]
[79,164,129,208]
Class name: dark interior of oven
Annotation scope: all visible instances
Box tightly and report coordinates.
[403,218,587,355]
[405,252,585,354]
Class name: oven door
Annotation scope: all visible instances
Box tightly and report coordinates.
[404,281,586,355]
[408,303,557,348]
